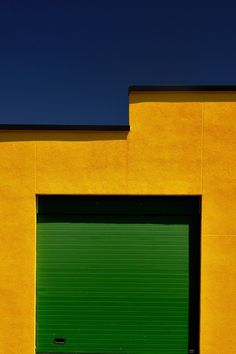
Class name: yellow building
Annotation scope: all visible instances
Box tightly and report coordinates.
[1,86,236,354]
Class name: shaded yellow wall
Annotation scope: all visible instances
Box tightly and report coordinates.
[0,91,236,353]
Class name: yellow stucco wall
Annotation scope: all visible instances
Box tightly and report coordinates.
[0,91,236,353]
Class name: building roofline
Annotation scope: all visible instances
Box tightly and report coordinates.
[0,124,130,131]
[128,85,236,93]
[1,86,236,130]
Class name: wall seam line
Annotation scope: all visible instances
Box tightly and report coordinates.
[35,140,37,194]
[34,139,37,352]
[201,97,205,195]
[199,96,205,354]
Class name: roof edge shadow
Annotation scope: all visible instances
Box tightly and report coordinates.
[0,124,130,131]
[128,85,236,93]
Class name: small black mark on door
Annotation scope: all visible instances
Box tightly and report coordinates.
[54,338,66,345]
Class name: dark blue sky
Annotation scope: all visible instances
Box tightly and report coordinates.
[1,1,236,125]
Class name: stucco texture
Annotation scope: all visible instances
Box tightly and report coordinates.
[0,91,236,353]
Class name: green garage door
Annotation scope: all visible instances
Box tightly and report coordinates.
[36,197,200,354]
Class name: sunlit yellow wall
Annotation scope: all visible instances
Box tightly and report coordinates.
[0,91,236,354]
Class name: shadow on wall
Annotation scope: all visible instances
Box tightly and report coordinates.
[0,130,129,142]
[129,91,236,103]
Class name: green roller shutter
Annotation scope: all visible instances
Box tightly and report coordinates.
[36,197,200,354]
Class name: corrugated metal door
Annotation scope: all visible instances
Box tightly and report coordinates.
[37,209,193,354]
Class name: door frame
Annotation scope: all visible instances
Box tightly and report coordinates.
[36,195,201,354]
